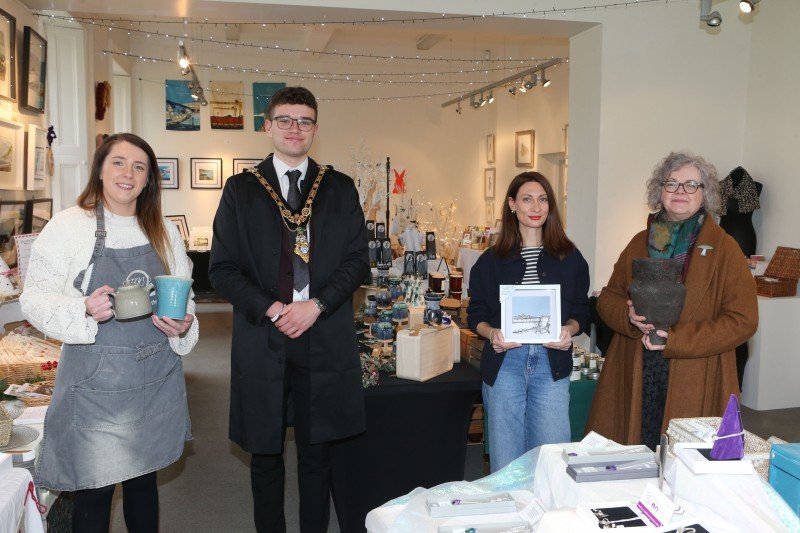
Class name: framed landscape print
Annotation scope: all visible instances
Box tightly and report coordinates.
[233,158,261,174]
[515,130,534,168]
[486,134,495,164]
[166,214,190,244]
[26,124,47,190]
[0,118,25,190]
[0,9,16,102]
[191,157,222,189]
[499,284,561,343]
[157,157,179,189]
[0,200,26,267]
[21,26,47,114]
[23,197,52,233]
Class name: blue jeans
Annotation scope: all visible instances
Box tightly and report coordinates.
[483,344,571,473]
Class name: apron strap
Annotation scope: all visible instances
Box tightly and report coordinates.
[73,201,107,296]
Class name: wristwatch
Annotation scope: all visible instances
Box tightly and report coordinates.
[311,297,327,313]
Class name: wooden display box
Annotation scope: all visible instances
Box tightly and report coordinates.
[396,326,454,381]
[755,246,800,297]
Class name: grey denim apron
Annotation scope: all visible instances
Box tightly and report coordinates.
[35,203,191,491]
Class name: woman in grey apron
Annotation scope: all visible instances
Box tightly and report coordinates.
[20,134,198,533]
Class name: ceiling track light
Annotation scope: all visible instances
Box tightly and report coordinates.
[455,101,462,114]
[700,0,722,27]
[540,69,551,88]
[487,91,494,104]
[440,58,562,110]
[739,0,760,14]
[177,40,190,70]
[479,92,488,107]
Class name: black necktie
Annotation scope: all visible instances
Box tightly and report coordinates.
[286,169,302,210]
[286,170,309,292]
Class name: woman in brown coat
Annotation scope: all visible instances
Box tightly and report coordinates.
[586,152,758,451]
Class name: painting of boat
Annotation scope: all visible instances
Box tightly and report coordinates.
[165,80,200,131]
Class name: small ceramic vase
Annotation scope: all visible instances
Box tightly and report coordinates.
[423,292,444,326]
[375,284,393,308]
[628,257,686,346]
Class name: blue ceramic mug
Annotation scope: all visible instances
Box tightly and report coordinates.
[154,275,193,320]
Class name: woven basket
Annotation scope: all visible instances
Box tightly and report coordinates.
[20,380,54,407]
[667,417,785,479]
[755,246,800,297]
[0,404,12,447]
[0,362,56,385]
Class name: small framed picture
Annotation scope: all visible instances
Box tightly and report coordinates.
[484,168,495,199]
[23,197,52,233]
[233,158,262,175]
[166,214,190,243]
[21,26,47,114]
[485,202,494,226]
[0,200,26,267]
[500,284,561,343]
[515,130,534,168]
[0,118,25,190]
[0,9,17,103]
[191,158,223,189]
[26,124,47,191]
[486,134,495,164]
[157,158,179,189]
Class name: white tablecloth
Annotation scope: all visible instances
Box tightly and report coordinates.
[0,468,44,533]
[366,443,800,532]
[456,247,485,295]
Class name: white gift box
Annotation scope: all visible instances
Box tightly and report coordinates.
[427,492,516,518]
[396,326,454,381]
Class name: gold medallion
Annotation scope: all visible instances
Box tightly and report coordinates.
[294,227,310,263]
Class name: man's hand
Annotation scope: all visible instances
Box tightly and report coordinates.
[275,300,321,338]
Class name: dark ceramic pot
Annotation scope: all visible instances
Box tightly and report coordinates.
[628,257,686,346]
[424,292,444,325]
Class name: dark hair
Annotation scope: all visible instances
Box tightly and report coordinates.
[645,151,720,215]
[77,133,172,273]
[494,171,575,259]
[267,86,318,120]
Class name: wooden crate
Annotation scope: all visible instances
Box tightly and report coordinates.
[755,246,800,297]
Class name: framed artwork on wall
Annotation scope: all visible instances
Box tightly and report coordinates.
[26,124,47,191]
[515,130,534,168]
[486,134,495,164]
[166,214,190,244]
[190,158,223,189]
[484,168,495,199]
[233,158,262,174]
[485,202,494,226]
[0,118,25,190]
[24,197,52,233]
[21,26,47,114]
[0,9,17,102]
[157,157,179,189]
[0,200,26,267]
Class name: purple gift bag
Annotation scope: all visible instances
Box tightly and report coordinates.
[710,394,745,460]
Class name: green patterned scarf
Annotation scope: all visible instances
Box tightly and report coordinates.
[647,209,705,279]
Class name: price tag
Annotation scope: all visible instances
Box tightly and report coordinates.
[636,483,676,527]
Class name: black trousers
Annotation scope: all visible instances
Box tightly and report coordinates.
[250,333,331,533]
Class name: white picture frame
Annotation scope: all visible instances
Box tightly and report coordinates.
[233,158,262,174]
[26,124,47,191]
[500,284,561,343]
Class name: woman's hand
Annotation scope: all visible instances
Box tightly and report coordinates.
[628,299,653,334]
[84,285,115,322]
[152,314,194,337]
[544,325,573,351]
[487,327,522,353]
[641,329,668,351]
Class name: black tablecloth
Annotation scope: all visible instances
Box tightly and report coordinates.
[331,363,482,533]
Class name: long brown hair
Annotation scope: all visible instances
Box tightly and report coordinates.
[494,171,575,259]
[77,133,173,273]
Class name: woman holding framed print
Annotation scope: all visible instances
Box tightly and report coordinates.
[467,171,590,473]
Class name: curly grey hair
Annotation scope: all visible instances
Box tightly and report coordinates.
[645,151,720,216]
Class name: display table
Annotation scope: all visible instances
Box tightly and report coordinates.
[741,295,800,410]
[456,247,485,294]
[331,363,481,533]
[367,443,800,532]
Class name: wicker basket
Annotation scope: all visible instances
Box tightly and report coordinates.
[0,362,56,385]
[0,404,12,447]
[19,380,54,407]
[755,246,800,297]
[667,417,785,479]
